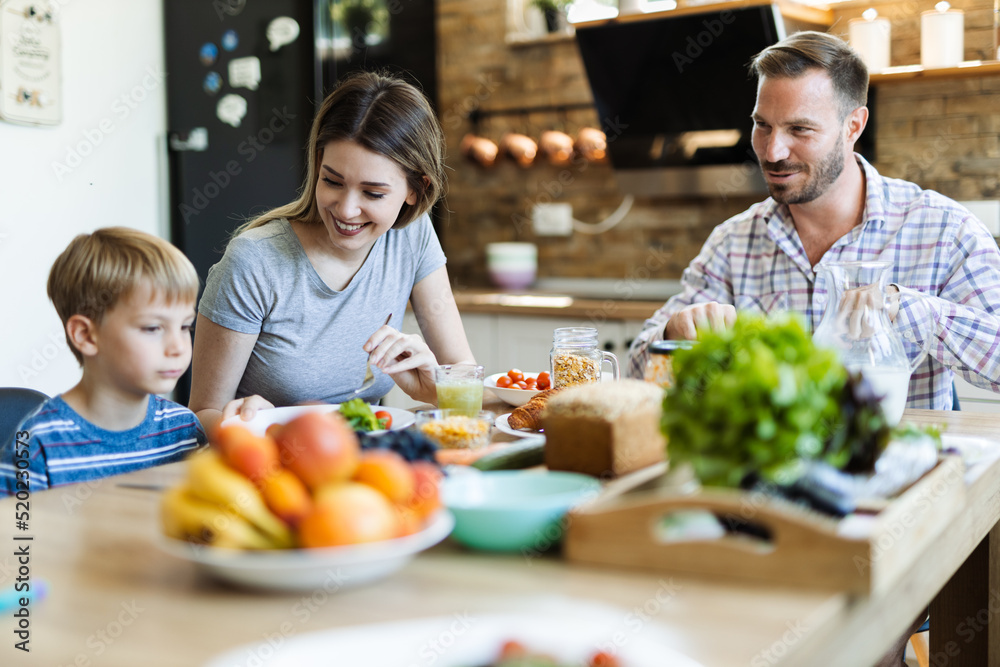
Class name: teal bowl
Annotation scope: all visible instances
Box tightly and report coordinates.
[441,471,602,553]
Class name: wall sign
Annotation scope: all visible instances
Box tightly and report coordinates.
[0,1,62,126]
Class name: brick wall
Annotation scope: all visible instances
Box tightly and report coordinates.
[831,0,1000,198]
[437,0,1000,288]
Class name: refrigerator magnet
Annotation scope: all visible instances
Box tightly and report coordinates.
[267,16,300,52]
[0,0,62,126]
[203,72,222,96]
[221,30,239,51]
[228,56,260,91]
[199,42,218,66]
[217,94,247,127]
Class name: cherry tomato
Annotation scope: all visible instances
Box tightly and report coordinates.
[507,368,524,382]
[589,651,621,667]
[496,375,513,388]
[514,381,529,390]
[524,377,537,388]
[536,371,551,390]
[374,410,392,429]
[499,640,528,659]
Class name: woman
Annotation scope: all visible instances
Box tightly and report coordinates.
[190,71,475,434]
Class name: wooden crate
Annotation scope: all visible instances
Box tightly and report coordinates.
[564,457,966,594]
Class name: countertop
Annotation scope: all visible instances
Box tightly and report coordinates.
[454,278,682,320]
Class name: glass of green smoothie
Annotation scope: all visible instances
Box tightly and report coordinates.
[434,364,485,417]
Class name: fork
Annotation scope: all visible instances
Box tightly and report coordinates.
[354,313,393,395]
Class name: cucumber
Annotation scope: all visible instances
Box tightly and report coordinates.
[472,439,546,471]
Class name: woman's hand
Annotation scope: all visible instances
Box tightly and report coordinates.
[220,395,275,423]
[364,325,439,403]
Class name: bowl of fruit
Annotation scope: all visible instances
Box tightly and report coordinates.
[158,410,452,591]
[486,369,551,407]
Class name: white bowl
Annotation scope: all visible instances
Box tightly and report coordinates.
[485,372,544,407]
[158,510,454,592]
[220,404,414,435]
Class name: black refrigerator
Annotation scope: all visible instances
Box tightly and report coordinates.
[164,0,438,403]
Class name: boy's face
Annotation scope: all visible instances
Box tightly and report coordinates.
[91,282,196,399]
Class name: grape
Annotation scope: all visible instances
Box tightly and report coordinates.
[356,429,439,465]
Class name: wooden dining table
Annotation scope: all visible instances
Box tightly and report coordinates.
[2,408,999,667]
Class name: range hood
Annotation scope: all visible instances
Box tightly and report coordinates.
[574,1,830,197]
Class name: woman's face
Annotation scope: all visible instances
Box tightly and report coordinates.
[314,140,417,253]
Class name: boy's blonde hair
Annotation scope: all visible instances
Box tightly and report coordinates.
[48,227,199,363]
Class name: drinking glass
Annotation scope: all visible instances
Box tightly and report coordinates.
[434,364,485,417]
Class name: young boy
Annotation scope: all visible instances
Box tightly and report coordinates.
[0,227,206,495]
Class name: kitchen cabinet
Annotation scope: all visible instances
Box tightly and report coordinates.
[954,376,1000,414]
[493,314,644,374]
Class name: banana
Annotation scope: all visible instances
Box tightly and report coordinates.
[185,450,295,548]
[160,485,279,550]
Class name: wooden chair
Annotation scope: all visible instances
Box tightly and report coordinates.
[909,632,929,667]
[0,387,49,447]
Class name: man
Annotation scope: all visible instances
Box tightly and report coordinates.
[628,31,1000,412]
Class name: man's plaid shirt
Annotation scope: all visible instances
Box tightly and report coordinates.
[628,155,1000,410]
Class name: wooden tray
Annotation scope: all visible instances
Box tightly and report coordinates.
[564,457,966,594]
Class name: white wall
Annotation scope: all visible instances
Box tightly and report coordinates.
[0,1,167,395]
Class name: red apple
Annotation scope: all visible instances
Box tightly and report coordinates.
[271,411,360,489]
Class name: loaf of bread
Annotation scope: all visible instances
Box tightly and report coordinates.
[507,388,563,430]
[543,379,665,477]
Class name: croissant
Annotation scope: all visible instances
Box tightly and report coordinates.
[507,388,563,430]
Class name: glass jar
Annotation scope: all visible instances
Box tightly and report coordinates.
[549,327,619,388]
[644,340,695,389]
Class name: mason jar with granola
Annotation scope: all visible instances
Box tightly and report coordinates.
[549,327,619,389]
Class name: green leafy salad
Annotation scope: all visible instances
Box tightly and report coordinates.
[661,314,892,488]
[338,398,388,431]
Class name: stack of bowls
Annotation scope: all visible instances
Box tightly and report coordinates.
[486,242,537,290]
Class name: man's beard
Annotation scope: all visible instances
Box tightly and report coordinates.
[762,138,845,205]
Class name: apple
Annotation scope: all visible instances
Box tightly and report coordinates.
[270,412,360,489]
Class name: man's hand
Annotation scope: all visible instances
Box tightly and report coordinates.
[836,284,899,338]
[665,302,736,340]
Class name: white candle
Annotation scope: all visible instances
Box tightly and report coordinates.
[921,1,964,68]
[849,9,891,72]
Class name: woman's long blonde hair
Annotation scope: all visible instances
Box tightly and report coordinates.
[235,71,445,236]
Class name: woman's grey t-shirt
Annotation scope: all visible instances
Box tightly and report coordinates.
[198,215,446,406]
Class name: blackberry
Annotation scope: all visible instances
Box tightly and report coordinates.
[357,429,439,465]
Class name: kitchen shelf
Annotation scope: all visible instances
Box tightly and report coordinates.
[869,60,1000,83]
[573,0,833,29]
[505,30,576,47]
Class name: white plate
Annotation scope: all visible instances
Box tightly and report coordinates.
[495,412,543,438]
[204,604,705,667]
[220,404,414,436]
[486,371,544,407]
[158,510,453,592]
